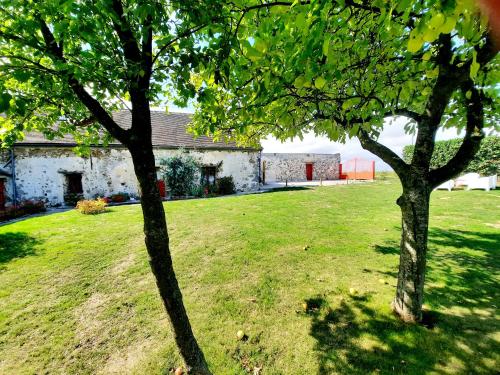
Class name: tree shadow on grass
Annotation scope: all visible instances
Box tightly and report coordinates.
[306,294,498,374]
[372,243,399,255]
[0,232,40,270]
[370,228,500,312]
[309,227,499,373]
[262,186,312,194]
[425,228,499,312]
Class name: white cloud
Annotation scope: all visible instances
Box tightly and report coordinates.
[262,117,468,171]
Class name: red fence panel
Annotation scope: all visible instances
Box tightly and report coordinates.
[339,158,375,180]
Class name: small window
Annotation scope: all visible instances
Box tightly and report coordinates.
[201,166,217,187]
[66,173,83,195]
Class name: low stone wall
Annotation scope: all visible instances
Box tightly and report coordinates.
[262,153,340,182]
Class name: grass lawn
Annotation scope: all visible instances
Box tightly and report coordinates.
[0,175,498,374]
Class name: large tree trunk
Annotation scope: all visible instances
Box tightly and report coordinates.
[392,182,431,322]
[129,144,211,374]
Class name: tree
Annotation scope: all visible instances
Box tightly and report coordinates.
[192,0,499,322]
[0,1,221,372]
[403,135,500,176]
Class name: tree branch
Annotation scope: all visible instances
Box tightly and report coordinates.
[152,23,207,66]
[358,130,409,178]
[110,0,142,67]
[232,0,419,37]
[429,82,485,187]
[36,14,129,143]
[140,13,154,85]
[384,109,422,122]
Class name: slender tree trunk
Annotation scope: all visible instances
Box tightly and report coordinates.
[392,182,431,322]
[129,144,211,374]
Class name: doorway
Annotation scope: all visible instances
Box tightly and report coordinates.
[65,173,83,195]
[306,163,313,181]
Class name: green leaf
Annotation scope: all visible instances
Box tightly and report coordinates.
[429,13,445,29]
[408,36,423,53]
[440,16,457,34]
[0,93,12,112]
[349,124,360,137]
[254,38,268,53]
[322,36,331,57]
[314,76,326,89]
[470,50,479,79]
[426,67,439,79]
[294,75,307,89]
[295,13,306,30]
[245,46,262,62]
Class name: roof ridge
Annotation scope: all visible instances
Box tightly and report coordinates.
[115,109,193,116]
[15,111,259,150]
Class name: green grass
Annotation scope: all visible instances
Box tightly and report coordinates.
[0,175,498,374]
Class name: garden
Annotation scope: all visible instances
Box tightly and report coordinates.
[0,1,498,374]
[0,176,498,374]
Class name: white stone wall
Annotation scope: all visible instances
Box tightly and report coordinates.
[262,153,340,182]
[5,146,259,206]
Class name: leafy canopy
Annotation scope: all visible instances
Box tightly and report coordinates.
[191,0,499,146]
[0,0,224,149]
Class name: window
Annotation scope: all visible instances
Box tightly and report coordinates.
[201,166,217,187]
[65,173,83,195]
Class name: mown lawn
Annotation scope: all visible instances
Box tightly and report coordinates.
[0,175,498,374]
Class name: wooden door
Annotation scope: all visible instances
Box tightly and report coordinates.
[157,180,166,198]
[306,163,313,181]
[0,179,5,210]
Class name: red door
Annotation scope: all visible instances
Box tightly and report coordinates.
[306,163,313,181]
[0,179,5,210]
[157,180,166,198]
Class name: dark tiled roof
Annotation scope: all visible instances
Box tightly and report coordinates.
[16,111,253,150]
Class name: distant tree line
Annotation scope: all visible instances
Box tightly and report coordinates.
[403,136,499,176]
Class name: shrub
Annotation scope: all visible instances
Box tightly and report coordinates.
[0,200,46,222]
[160,154,199,197]
[64,193,84,207]
[76,198,108,215]
[109,192,130,203]
[216,176,236,195]
[403,136,500,176]
[191,184,206,198]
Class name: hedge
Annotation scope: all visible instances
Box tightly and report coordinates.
[402,136,499,176]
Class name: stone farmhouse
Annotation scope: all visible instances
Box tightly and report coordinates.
[0,111,260,207]
[0,111,343,208]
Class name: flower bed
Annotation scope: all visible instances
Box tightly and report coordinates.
[0,200,46,222]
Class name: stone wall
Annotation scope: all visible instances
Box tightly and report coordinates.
[261,153,340,182]
[4,146,259,206]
